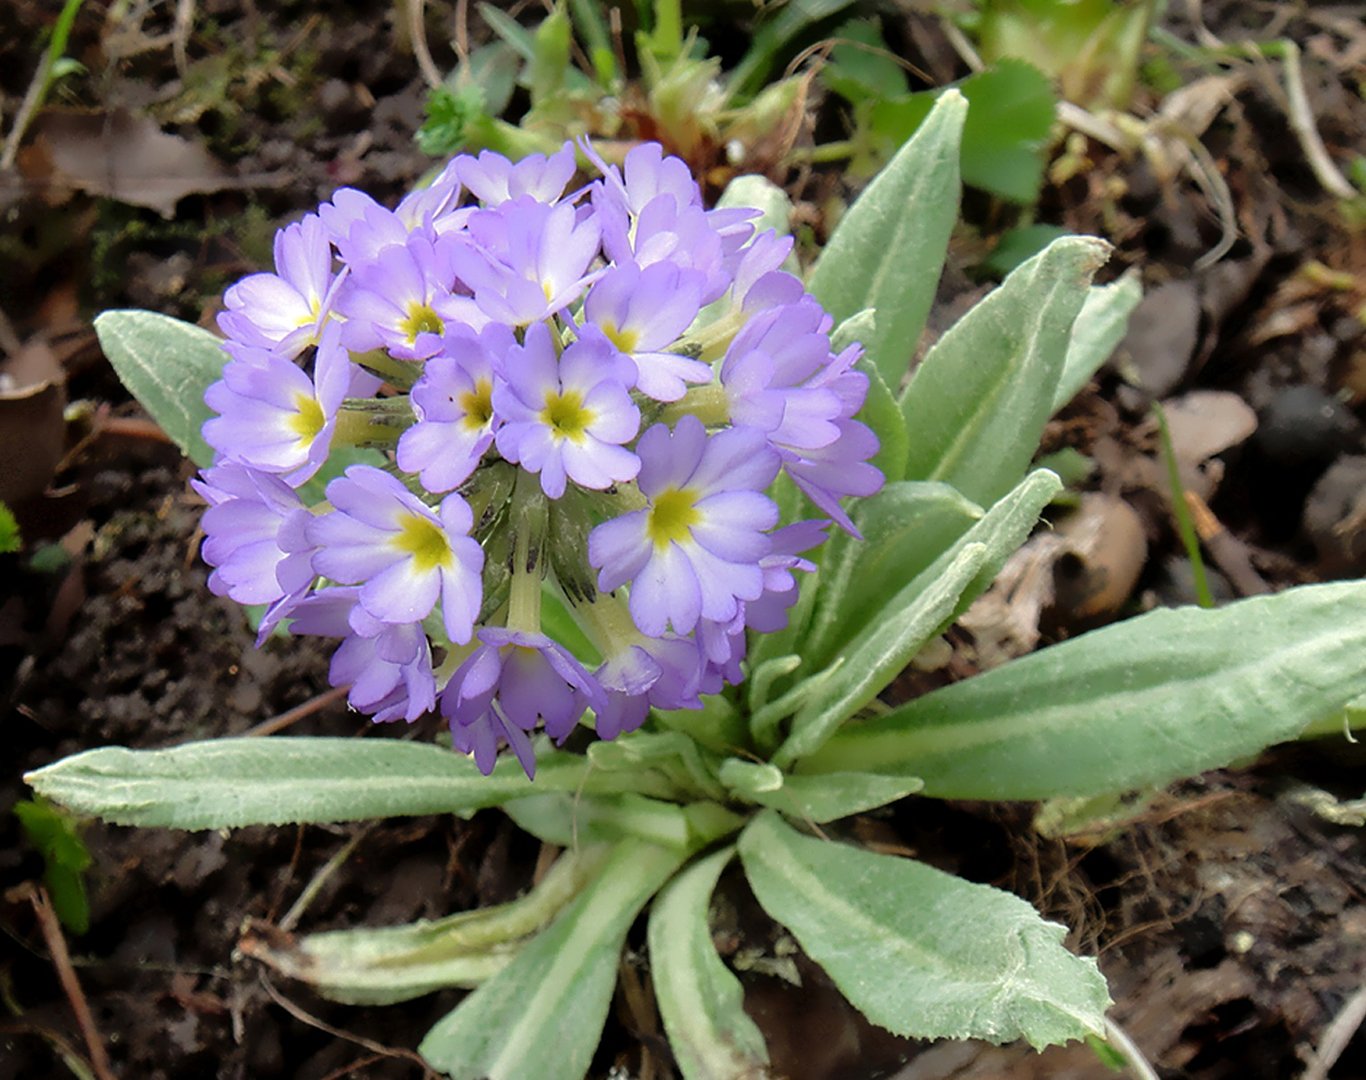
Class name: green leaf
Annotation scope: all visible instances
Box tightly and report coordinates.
[821,17,908,105]
[772,541,991,768]
[871,60,1057,203]
[0,500,21,554]
[899,236,1109,507]
[807,91,966,391]
[802,580,1366,799]
[15,797,92,934]
[24,738,683,830]
[979,223,1072,277]
[420,839,686,1080]
[719,759,923,823]
[249,847,606,1004]
[94,310,226,467]
[1051,272,1143,414]
[648,847,770,1079]
[502,791,742,852]
[727,0,858,102]
[795,481,983,672]
[772,469,1061,768]
[738,811,1109,1047]
[716,174,794,239]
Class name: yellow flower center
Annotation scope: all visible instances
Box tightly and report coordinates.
[392,511,452,573]
[399,303,445,344]
[288,393,326,444]
[600,321,640,355]
[647,488,701,550]
[459,378,495,430]
[540,389,593,442]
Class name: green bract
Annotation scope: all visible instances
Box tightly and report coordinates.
[28,92,1366,1078]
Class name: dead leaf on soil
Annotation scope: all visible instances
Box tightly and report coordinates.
[1157,389,1259,468]
[0,339,67,504]
[960,494,1148,667]
[20,108,232,218]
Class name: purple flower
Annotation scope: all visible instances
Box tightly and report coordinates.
[218,214,339,358]
[337,234,481,360]
[588,416,780,636]
[193,463,314,609]
[397,324,513,492]
[289,588,437,723]
[451,196,602,326]
[456,144,578,206]
[585,140,704,217]
[306,465,484,643]
[442,627,605,777]
[203,321,350,485]
[320,171,469,267]
[720,298,843,452]
[581,262,710,402]
[593,634,703,741]
[493,323,640,498]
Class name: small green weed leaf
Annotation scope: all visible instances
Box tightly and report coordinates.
[719,759,924,823]
[251,848,605,1004]
[24,738,680,830]
[808,92,966,391]
[821,17,908,105]
[94,310,225,467]
[727,0,858,102]
[420,840,686,1080]
[796,481,983,671]
[773,469,1060,768]
[648,847,771,1080]
[15,797,92,934]
[900,236,1108,507]
[0,500,21,553]
[1051,272,1143,414]
[803,581,1366,799]
[739,812,1110,1047]
[871,60,1057,203]
[980,224,1072,277]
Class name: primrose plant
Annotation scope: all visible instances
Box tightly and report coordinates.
[29,92,1366,1080]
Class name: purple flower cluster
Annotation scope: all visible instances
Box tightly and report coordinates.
[199,141,881,777]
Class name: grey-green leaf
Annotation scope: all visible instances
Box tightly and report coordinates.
[1051,272,1143,414]
[420,840,685,1080]
[24,738,680,830]
[719,759,924,823]
[772,469,1061,769]
[807,91,966,391]
[246,847,605,1003]
[648,847,771,1080]
[94,309,226,467]
[738,811,1110,1048]
[899,236,1110,507]
[802,581,1366,799]
[795,481,983,672]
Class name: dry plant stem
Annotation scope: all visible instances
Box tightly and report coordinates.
[245,684,350,736]
[278,825,374,932]
[1270,40,1357,200]
[0,47,55,171]
[1106,1017,1160,1080]
[172,0,195,75]
[0,1020,99,1080]
[19,884,116,1080]
[258,974,442,1078]
[1183,491,1270,596]
[1302,980,1366,1080]
[404,0,444,90]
